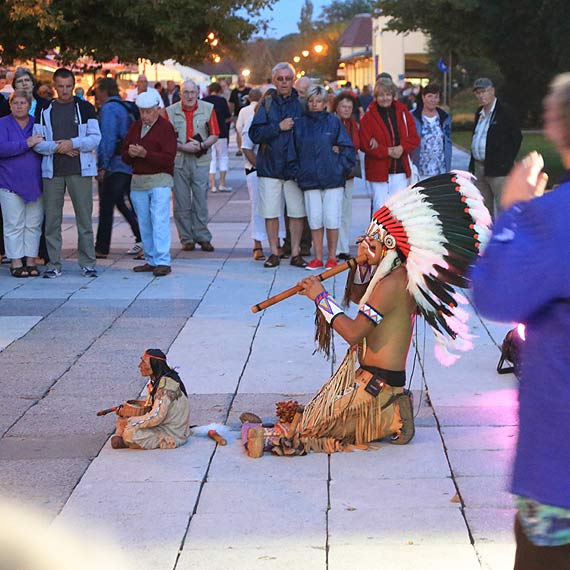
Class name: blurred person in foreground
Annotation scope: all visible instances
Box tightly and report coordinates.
[471,73,570,569]
[291,85,355,270]
[333,91,361,260]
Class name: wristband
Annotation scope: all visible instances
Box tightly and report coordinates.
[359,303,384,326]
[354,262,374,285]
[315,290,344,325]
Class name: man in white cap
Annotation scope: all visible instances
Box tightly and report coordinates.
[121,91,177,276]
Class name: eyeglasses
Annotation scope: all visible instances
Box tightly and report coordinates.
[275,76,293,82]
[183,90,197,95]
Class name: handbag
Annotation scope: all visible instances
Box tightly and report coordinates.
[349,155,362,179]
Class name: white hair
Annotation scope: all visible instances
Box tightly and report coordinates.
[272,62,295,79]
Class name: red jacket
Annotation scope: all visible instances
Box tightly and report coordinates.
[359,100,419,182]
[122,116,177,176]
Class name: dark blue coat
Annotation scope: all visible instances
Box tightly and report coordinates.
[248,89,303,180]
[292,110,355,191]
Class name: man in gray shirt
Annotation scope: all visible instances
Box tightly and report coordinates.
[34,67,101,278]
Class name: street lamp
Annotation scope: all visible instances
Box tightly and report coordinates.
[242,68,251,78]
[301,50,309,58]
[293,55,301,63]
[313,43,324,54]
[213,54,221,63]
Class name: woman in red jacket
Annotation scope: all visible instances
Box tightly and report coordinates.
[360,78,420,212]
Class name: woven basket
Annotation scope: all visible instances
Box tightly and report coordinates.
[118,399,152,417]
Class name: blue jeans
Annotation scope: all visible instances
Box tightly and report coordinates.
[130,186,171,266]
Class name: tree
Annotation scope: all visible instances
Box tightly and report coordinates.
[298,0,314,38]
[378,0,570,125]
[0,0,276,65]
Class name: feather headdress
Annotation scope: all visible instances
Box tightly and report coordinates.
[363,170,492,365]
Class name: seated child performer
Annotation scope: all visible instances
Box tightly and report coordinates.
[112,349,190,450]
[286,171,491,454]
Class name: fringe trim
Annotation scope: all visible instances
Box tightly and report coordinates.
[314,308,332,359]
[342,264,358,308]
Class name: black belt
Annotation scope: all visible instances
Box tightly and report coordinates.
[360,365,406,387]
[245,167,257,176]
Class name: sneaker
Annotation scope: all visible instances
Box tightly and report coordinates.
[218,185,233,192]
[325,258,338,269]
[81,266,98,278]
[210,187,217,193]
[127,242,143,255]
[236,150,243,157]
[306,258,324,271]
[43,268,62,279]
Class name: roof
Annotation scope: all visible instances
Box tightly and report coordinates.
[338,13,372,48]
[195,59,240,77]
[339,48,372,63]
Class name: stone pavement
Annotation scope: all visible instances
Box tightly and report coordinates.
[0,143,518,569]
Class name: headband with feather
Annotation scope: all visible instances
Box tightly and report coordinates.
[363,170,492,365]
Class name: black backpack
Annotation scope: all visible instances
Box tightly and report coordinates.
[106,99,141,155]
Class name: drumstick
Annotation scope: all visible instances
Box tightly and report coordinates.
[208,429,227,446]
[251,254,367,313]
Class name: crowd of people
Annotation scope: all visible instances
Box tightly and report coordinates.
[0,61,517,279]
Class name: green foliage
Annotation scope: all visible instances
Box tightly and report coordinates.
[452,131,563,186]
[379,0,570,126]
[0,0,275,65]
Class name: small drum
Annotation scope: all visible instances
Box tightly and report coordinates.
[118,399,152,417]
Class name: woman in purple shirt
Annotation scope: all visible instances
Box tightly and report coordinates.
[0,90,44,277]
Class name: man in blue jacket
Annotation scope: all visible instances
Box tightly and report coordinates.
[249,62,307,269]
[471,73,570,568]
[93,77,142,259]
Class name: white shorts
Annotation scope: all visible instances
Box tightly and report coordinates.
[303,187,343,230]
[258,177,306,219]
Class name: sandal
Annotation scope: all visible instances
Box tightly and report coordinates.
[263,254,280,268]
[25,265,40,277]
[278,247,290,260]
[133,250,145,260]
[10,266,30,278]
[253,247,266,261]
[290,255,307,268]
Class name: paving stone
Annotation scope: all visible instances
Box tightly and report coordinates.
[64,480,201,516]
[435,405,519,427]
[440,426,518,450]
[0,458,91,489]
[0,298,64,316]
[330,427,451,481]
[206,435,329,482]
[466,507,517,544]
[183,510,326,550]
[176,547,326,570]
[330,477,458,512]
[476,542,517,570]
[0,316,42,351]
[124,298,200,317]
[447,449,514,478]
[81,436,214,483]
[0,434,103,460]
[456,476,514,509]
[196,479,328,514]
[328,544,480,570]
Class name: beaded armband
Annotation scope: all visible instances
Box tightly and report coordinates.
[354,262,374,285]
[315,290,344,325]
[359,303,384,326]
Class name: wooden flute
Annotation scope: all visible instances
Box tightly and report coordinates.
[251,254,367,313]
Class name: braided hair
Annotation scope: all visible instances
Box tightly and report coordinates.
[145,348,188,398]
